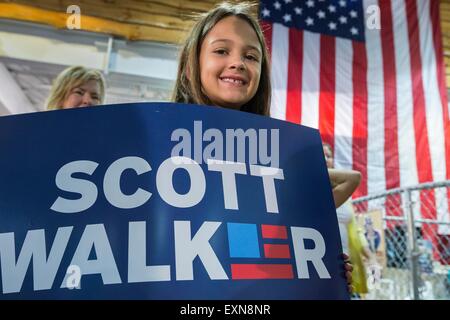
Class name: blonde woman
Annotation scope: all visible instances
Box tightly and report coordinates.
[46,66,106,110]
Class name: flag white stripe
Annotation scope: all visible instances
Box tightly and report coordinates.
[301,31,321,129]
[364,0,386,195]
[334,38,353,171]
[393,0,419,189]
[270,23,289,121]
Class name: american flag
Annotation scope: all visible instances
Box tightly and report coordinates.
[260,0,450,234]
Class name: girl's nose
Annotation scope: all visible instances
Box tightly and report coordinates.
[229,56,246,71]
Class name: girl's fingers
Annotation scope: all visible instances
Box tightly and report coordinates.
[346,271,353,284]
[345,262,353,272]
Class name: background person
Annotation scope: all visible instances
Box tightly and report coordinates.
[323,143,369,296]
[45,65,106,110]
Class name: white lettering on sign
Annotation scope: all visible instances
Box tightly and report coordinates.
[0,222,330,294]
[50,157,284,214]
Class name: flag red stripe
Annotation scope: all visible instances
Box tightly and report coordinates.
[231,264,294,279]
[380,0,402,220]
[380,0,400,191]
[263,244,291,259]
[319,35,336,149]
[261,225,288,239]
[260,20,273,60]
[286,28,303,124]
[352,41,368,199]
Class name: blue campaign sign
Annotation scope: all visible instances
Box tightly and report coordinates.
[0,102,348,300]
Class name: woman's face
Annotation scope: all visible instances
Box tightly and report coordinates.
[199,16,262,110]
[62,79,101,109]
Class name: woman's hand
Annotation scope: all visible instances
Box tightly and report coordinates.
[328,169,361,208]
[343,253,354,294]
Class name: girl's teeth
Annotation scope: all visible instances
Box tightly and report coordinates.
[222,78,243,84]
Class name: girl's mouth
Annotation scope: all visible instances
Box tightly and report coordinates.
[220,77,246,86]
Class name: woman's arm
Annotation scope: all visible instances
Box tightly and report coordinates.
[328,169,361,208]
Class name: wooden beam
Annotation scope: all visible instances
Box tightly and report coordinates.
[0,3,191,43]
[10,0,216,24]
[11,1,198,31]
[9,0,221,16]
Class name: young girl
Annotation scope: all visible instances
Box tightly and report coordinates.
[172,1,354,292]
[173,1,360,208]
[172,2,269,116]
[46,66,106,110]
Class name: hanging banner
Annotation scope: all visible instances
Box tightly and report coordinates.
[0,102,348,299]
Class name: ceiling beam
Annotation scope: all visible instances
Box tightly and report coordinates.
[0,3,189,43]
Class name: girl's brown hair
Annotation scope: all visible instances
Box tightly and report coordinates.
[46,66,106,110]
[171,1,271,116]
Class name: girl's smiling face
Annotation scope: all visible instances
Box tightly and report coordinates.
[199,16,262,110]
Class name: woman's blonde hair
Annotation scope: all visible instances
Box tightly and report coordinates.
[172,1,271,116]
[46,66,106,110]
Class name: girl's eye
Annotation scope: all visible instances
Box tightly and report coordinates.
[74,90,83,95]
[245,54,259,61]
[214,49,228,55]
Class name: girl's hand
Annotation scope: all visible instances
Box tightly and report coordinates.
[343,253,354,294]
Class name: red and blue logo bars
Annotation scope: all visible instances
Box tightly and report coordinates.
[227,223,294,280]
